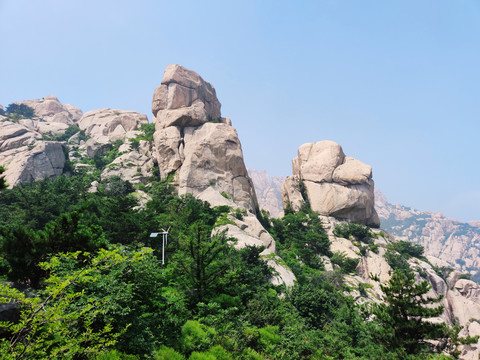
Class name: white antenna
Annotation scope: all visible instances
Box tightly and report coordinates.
[150,226,171,265]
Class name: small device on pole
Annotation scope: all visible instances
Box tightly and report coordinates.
[150,226,171,265]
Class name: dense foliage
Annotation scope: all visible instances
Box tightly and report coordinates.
[0,168,468,359]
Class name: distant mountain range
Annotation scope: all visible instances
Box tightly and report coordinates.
[375,189,480,279]
[248,168,480,278]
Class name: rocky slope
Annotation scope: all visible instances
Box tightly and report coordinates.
[320,216,480,359]
[251,169,480,280]
[375,189,480,281]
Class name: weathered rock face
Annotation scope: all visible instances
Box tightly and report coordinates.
[0,121,40,152]
[282,141,379,227]
[0,96,80,187]
[100,140,155,185]
[78,108,148,145]
[16,95,82,125]
[0,140,66,187]
[152,64,258,212]
[152,64,221,126]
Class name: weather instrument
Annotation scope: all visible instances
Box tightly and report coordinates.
[150,227,171,265]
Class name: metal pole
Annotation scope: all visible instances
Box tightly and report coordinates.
[151,227,170,266]
[162,232,165,265]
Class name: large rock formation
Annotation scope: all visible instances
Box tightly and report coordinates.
[0,96,80,187]
[78,108,148,146]
[152,64,258,212]
[16,95,82,135]
[71,108,156,185]
[150,65,294,286]
[0,140,66,187]
[17,95,82,124]
[282,141,379,227]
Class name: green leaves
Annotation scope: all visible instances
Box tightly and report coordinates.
[270,211,330,277]
[0,246,151,359]
[372,269,449,355]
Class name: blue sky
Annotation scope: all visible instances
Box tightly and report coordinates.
[1,0,479,222]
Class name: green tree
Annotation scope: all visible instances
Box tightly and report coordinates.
[173,223,232,306]
[0,165,7,190]
[0,210,107,287]
[5,103,35,118]
[372,270,451,356]
[0,246,151,359]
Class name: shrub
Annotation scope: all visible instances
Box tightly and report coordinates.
[384,248,411,273]
[233,208,246,220]
[95,350,139,359]
[189,352,216,360]
[206,345,233,360]
[153,346,185,360]
[388,240,424,259]
[334,223,373,244]
[330,252,359,274]
[180,320,216,354]
[129,123,155,150]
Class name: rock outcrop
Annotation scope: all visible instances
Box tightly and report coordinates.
[282,141,379,227]
[152,64,258,212]
[78,108,148,146]
[151,65,294,285]
[0,96,80,187]
[16,95,82,135]
[0,139,66,187]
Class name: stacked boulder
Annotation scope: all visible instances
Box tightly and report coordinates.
[152,64,258,213]
[282,140,379,227]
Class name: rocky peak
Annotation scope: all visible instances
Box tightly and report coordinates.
[282,140,379,227]
[152,64,258,213]
[16,95,82,125]
[152,64,222,128]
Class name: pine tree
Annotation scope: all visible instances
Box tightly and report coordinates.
[0,166,7,190]
[372,269,451,356]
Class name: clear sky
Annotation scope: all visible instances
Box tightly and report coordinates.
[1,0,479,222]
